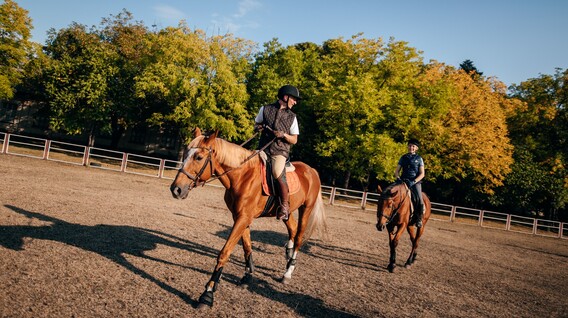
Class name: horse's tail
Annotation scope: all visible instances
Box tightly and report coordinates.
[303,189,328,241]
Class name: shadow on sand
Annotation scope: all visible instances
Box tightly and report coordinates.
[1,205,359,316]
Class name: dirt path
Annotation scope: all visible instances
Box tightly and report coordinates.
[1,155,567,317]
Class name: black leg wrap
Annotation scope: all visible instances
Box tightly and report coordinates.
[208,267,223,292]
[245,254,255,273]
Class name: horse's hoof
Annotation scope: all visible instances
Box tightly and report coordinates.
[387,264,396,273]
[197,291,214,309]
[281,276,291,284]
[239,273,254,288]
[404,263,412,269]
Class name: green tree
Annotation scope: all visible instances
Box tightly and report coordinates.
[99,10,150,148]
[135,22,254,145]
[313,36,424,189]
[459,59,483,78]
[44,22,118,146]
[0,0,33,100]
[503,69,568,220]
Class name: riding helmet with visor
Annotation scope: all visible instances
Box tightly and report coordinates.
[278,85,302,100]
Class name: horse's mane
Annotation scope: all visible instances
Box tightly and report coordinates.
[213,138,258,168]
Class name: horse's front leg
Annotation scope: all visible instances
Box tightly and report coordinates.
[387,225,405,273]
[239,225,255,287]
[198,217,251,309]
[405,223,426,268]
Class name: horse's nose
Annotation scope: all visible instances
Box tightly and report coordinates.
[171,185,182,198]
[376,223,384,231]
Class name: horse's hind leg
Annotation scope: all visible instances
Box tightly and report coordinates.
[284,215,298,260]
[239,226,255,287]
[281,206,303,284]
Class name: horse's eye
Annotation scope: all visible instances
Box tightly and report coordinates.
[195,155,203,161]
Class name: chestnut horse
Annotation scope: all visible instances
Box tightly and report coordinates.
[170,128,326,308]
[375,182,431,272]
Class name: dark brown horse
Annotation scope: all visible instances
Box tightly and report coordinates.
[170,128,327,308]
[375,182,431,272]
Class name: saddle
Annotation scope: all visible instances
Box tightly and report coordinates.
[259,151,300,196]
[258,152,300,217]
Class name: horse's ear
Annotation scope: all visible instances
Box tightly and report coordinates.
[209,129,219,140]
[193,127,202,137]
[377,185,383,194]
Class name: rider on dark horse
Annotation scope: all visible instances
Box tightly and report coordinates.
[395,138,425,227]
[254,85,301,221]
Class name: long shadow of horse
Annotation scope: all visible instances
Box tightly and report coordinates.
[1,204,222,307]
[216,226,385,274]
[1,205,357,315]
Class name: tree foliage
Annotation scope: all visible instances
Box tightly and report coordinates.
[0,0,33,99]
[135,22,254,143]
[43,22,118,146]
[8,4,568,220]
[502,69,568,219]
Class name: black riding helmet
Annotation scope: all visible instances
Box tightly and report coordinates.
[277,85,302,100]
[408,138,421,148]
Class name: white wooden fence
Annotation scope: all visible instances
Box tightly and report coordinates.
[1,132,566,239]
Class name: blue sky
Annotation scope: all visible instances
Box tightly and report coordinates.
[17,0,568,87]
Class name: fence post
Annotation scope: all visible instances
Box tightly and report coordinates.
[450,206,456,222]
[479,210,484,227]
[532,219,538,235]
[3,133,10,153]
[158,159,166,178]
[329,187,336,205]
[506,214,511,231]
[82,147,90,166]
[43,140,51,160]
[120,153,127,172]
[361,191,368,210]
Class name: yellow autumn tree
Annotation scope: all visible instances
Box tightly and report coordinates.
[420,62,518,194]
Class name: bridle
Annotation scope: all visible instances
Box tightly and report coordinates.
[379,185,411,227]
[178,146,214,189]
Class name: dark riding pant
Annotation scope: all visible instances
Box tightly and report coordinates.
[411,182,424,215]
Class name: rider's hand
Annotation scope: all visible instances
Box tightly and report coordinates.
[254,124,264,132]
[274,130,285,139]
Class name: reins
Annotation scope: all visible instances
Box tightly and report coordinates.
[204,136,276,184]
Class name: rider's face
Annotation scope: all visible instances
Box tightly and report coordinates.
[408,143,418,154]
[285,95,298,108]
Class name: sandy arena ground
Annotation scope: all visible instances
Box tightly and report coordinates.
[1,154,567,318]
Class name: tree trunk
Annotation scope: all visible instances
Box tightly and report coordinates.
[87,124,96,147]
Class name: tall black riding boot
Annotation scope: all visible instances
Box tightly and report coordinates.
[276,174,290,221]
[415,203,424,228]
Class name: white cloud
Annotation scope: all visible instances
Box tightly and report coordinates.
[153,5,186,21]
[233,0,262,18]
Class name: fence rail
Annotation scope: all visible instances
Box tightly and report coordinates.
[1,132,565,239]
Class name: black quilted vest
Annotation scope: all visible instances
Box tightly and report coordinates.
[258,102,297,157]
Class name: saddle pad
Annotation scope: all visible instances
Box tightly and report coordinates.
[260,161,300,196]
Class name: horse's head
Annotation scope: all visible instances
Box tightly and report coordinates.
[376,184,399,231]
[170,128,218,199]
